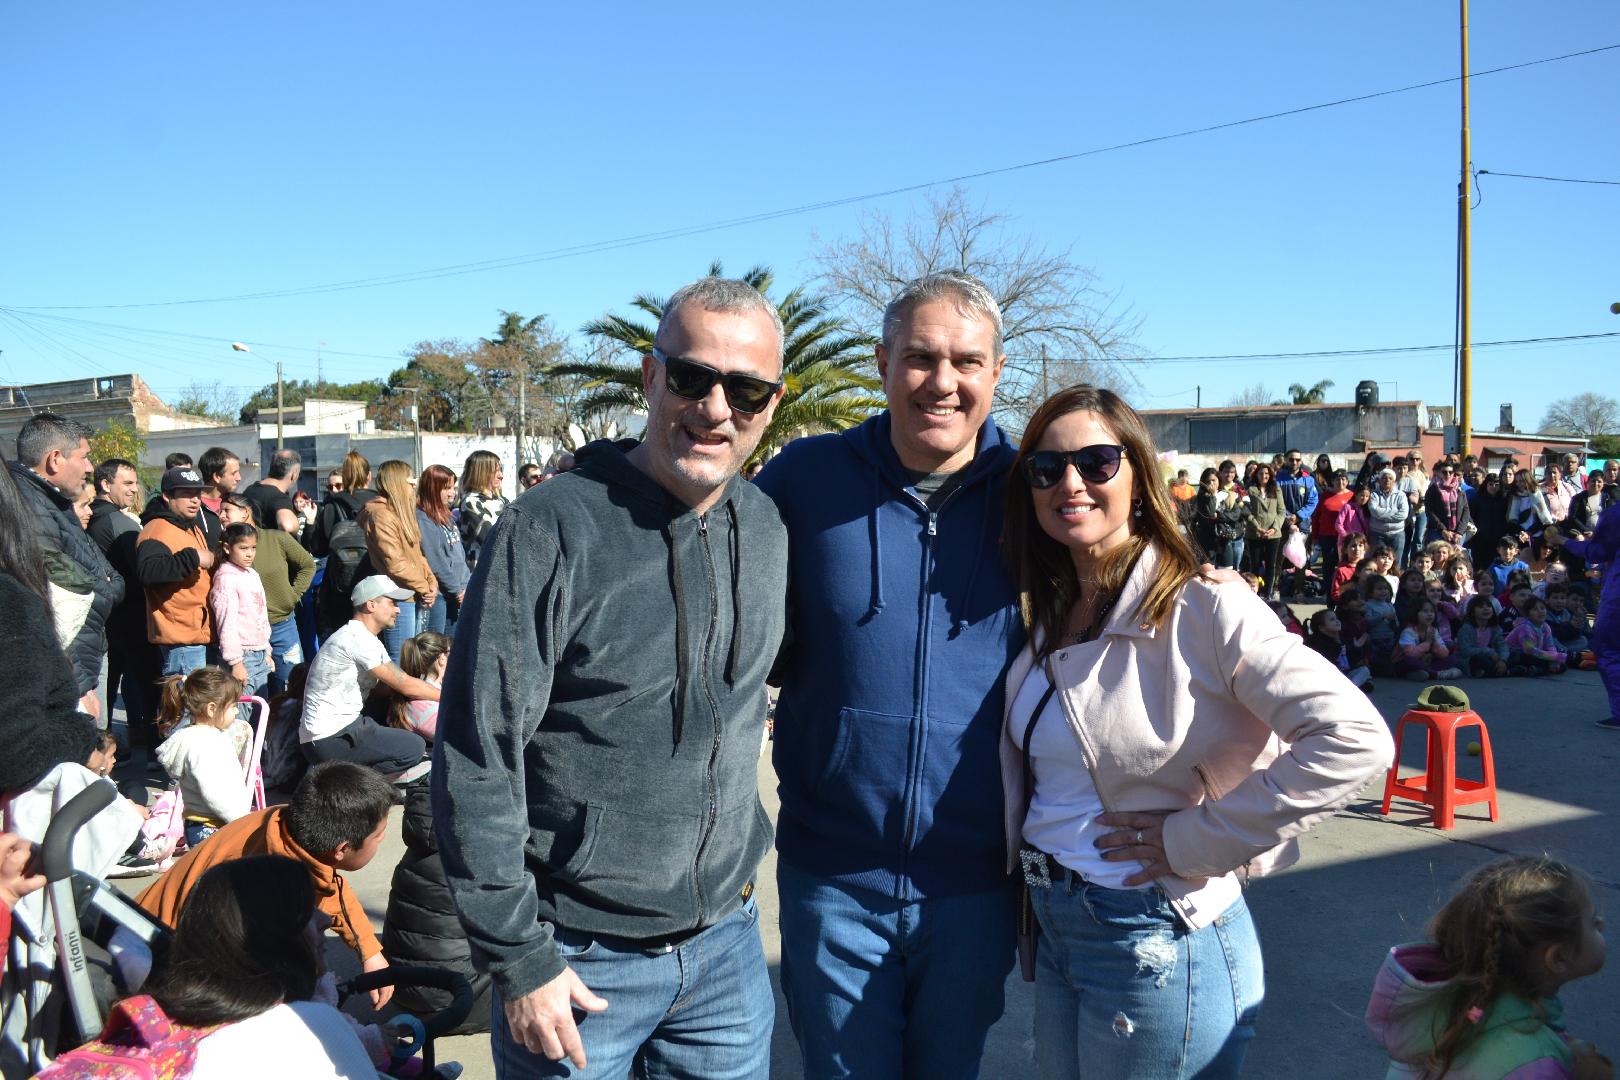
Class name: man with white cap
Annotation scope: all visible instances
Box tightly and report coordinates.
[299,573,440,778]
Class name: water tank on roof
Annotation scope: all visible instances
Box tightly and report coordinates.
[1355,380,1380,408]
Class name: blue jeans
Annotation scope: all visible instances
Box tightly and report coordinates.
[1030,880,1262,1080]
[159,644,208,680]
[379,598,417,664]
[235,648,271,701]
[491,897,771,1079]
[776,860,1016,1080]
[418,592,456,637]
[1377,530,1406,570]
[267,617,304,697]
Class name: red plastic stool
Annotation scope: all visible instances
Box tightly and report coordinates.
[1380,708,1498,830]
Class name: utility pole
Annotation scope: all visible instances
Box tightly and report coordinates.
[517,373,527,474]
[275,361,284,451]
[1457,0,1474,457]
[402,387,422,477]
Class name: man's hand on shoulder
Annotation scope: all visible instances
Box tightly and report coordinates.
[504,967,609,1069]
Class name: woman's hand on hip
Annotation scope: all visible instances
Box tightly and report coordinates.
[1093,810,1175,887]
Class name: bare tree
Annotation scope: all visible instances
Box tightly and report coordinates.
[813,186,1142,428]
[170,381,245,424]
[1540,392,1619,441]
[1226,383,1272,407]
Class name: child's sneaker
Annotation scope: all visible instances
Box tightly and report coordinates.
[1577,652,1597,670]
[1437,668,1462,680]
[1596,717,1620,732]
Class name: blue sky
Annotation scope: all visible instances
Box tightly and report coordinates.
[2,1,1615,429]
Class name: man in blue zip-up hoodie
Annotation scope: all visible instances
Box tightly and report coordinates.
[757,271,1022,1079]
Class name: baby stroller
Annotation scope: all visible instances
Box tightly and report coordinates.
[7,781,473,1076]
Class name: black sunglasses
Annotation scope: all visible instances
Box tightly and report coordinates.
[1022,444,1127,489]
[653,349,782,415]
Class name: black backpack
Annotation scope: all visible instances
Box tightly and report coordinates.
[321,503,372,611]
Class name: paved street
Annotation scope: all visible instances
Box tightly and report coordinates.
[112,666,1619,1077]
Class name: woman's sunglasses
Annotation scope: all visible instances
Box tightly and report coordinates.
[653,348,782,415]
[1022,444,1127,489]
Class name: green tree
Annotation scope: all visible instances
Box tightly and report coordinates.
[87,420,158,493]
[238,378,390,426]
[1275,380,1334,405]
[557,263,884,465]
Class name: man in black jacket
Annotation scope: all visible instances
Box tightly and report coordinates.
[9,413,121,720]
[433,277,788,1078]
[87,457,161,750]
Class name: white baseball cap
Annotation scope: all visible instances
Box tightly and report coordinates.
[351,575,413,607]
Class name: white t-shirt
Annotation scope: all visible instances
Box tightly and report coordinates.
[300,620,389,743]
[191,1000,378,1078]
[1012,664,1147,890]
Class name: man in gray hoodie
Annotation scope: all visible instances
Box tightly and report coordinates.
[433,277,788,1079]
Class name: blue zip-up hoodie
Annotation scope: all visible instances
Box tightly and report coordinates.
[756,411,1023,900]
[1278,466,1319,523]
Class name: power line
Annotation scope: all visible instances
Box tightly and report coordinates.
[1478,169,1620,186]
[1017,330,1620,366]
[6,41,1617,313]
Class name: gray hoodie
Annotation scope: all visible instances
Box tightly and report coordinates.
[431,439,787,1000]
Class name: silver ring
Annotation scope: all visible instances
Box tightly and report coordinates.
[1135,830,1144,845]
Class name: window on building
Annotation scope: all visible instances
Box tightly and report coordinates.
[1188,416,1288,456]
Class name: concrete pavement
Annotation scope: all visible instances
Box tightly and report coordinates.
[112,666,1619,1076]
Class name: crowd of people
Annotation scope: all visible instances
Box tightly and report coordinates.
[0,269,1612,1078]
[1169,448,1616,703]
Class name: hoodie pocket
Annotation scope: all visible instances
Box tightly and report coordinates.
[810,707,916,851]
[551,803,704,919]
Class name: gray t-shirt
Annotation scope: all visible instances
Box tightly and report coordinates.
[905,467,968,511]
[300,620,388,743]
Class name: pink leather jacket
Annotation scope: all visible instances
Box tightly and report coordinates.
[1001,545,1394,930]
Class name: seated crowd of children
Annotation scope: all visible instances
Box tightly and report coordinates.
[1260,531,1599,687]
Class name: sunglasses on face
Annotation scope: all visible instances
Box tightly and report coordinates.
[1022,444,1127,489]
[653,348,782,415]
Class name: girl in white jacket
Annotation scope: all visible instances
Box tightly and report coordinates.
[154,666,249,848]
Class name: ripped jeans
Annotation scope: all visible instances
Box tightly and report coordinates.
[1029,876,1262,1080]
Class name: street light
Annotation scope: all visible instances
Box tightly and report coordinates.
[233,342,284,450]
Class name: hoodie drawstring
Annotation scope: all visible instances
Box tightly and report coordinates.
[865,467,886,621]
[952,502,996,637]
[726,500,742,685]
[668,522,689,748]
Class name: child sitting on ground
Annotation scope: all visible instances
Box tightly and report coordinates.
[389,631,450,744]
[1365,854,1609,1079]
[154,667,250,848]
[1394,598,1461,682]
[1335,590,1373,674]
[1441,555,1481,611]
[1371,544,1401,599]
[1332,533,1369,602]
[1454,595,1510,678]
[1306,608,1373,691]
[1364,576,1401,676]
[1544,583,1593,667]
[1487,535,1530,596]
[1505,596,1567,676]
[136,761,399,1001]
[1500,582,1535,636]
[1265,599,1304,637]
[1395,567,1429,628]
[1408,548,1435,578]
[1423,579,1458,646]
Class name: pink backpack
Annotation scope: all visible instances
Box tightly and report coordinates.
[36,994,221,1078]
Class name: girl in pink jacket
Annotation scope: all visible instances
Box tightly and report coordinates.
[209,523,272,698]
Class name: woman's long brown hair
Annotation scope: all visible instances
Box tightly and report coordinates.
[373,460,422,548]
[1002,385,1202,660]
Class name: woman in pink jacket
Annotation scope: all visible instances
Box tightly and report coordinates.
[209,522,272,698]
[999,385,1394,1079]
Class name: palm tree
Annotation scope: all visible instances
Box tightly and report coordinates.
[550,262,885,465]
[1276,379,1335,405]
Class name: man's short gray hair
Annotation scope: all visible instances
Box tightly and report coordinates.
[881,270,1004,355]
[268,448,301,480]
[16,412,92,468]
[655,278,785,365]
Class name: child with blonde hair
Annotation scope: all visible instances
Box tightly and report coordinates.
[1366,853,1609,1078]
